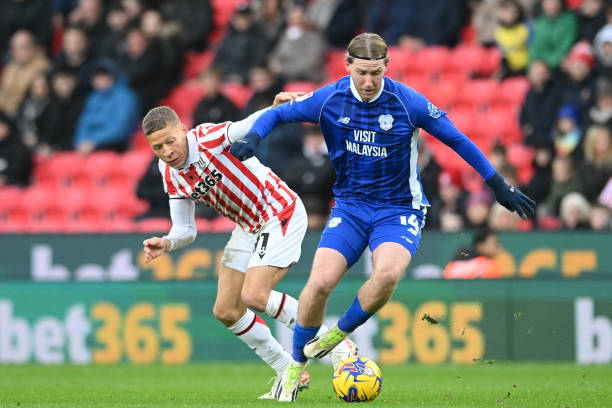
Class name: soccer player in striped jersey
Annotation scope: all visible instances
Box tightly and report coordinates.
[140,94,356,400]
[231,33,536,401]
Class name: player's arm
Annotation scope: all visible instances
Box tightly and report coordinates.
[142,198,196,263]
[407,90,535,219]
[226,91,305,143]
[230,84,335,160]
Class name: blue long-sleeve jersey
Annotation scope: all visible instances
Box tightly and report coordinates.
[250,76,496,208]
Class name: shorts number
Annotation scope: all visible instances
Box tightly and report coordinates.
[400,215,420,236]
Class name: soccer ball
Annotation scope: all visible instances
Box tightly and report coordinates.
[332,356,382,402]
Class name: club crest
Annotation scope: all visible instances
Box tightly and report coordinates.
[378,114,394,131]
[427,101,443,119]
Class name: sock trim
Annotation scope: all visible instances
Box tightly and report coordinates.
[273,293,287,319]
[235,314,257,336]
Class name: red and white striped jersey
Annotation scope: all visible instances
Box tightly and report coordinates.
[159,122,298,233]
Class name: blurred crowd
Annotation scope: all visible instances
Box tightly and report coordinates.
[0,0,610,232]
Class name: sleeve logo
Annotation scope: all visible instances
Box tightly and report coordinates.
[427,101,443,119]
[291,91,314,105]
[377,114,394,131]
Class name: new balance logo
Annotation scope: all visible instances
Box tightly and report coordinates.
[338,116,351,124]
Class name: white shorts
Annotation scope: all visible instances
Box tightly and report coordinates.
[221,197,307,273]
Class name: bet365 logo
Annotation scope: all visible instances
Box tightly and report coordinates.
[191,169,222,199]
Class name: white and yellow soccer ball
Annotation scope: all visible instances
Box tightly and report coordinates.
[332,356,382,403]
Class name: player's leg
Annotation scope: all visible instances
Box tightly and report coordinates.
[217,227,293,383]
[304,207,425,360]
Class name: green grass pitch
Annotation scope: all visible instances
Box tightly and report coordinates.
[1,362,611,407]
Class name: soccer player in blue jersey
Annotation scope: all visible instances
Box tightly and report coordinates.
[231,33,536,401]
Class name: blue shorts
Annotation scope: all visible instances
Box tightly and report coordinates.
[318,198,426,268]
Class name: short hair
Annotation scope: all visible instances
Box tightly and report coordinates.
[142,106,180,136]
[345,33,389,65]
[473,227,496,246]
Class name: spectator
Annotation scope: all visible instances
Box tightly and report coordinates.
[431,171,467,231]
[489,202,522,230]
[472,0,498,46]
[443,227,503,279]
[523,144,554,205]
[529,0,577,69]
[495,0,530,78]
[281,125,335,229]
[577,0,608,43]
[16,73,51,150]
[254,0,286,51]
[68,0,106,51]
[39,66,85,154]
[53,26,94,92]
[243,65,283,116]
[98,3,130,60]
[580,125,612,202]
[213,4,267,84]
[367,0,417,46]
[192,68,240,125]
[269,3,327,83]
[119,25,168,113]
[465,189,494,229]
[399,0,469,50]
[544,156,581,216]
[590,203,611,230]
[594,24,612,79]
[135,155,170,220]
[141,9,183,88]
[520,60,563,147]
[307,0,362,48]
[417,143,441,215]
[489,143,509,170]
[560,41,597,120]
[73,58,139,154]
[439,209,465,232]
[0,111,32,187]
[559,192,591,229]
[160,0,213,52]
[587,77,612,128]
[552,104,583,160]
[121,0,144,24]
[0,30,50,117]
[0,0,53,54]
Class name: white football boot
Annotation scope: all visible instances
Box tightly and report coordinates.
[330,337,359,372]
[304,325,350,360]
[274,360,308,402]
[258,369,310,400]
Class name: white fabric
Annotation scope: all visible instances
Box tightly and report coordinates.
[163,199,196,251]
[227,107,270,143]
[266,291,299,330]
[221,197,307,272]
[350,76,385,103]
[228,309,290,374]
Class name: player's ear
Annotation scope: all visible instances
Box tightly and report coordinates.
[181,123,188,133]
[345,58,351,73]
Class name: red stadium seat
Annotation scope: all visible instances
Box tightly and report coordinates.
[284,81,319,93]
[36,152,86,188]
[485,106,523,145]
[210,216,236,232]
[403,73,429,93]
[195,217,213,232]
[183,51,214,79]
[162,81,205,120]
[221,82,253,110]
[386,46,414,80]
[447,44,487,75]
[480,47,502,76]
[82,151,122,186]
[137,217,172,233]
[427,81,460,111]
[455,79,500,110]
[0,187,23,220]
[507,143,535,169]
[497,76,530,106]
[209,0,244,44]
[413,47,451,77]
[325,49,348,81]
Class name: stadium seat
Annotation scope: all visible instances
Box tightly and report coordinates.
[0,187,23,220]
[386,46,414,80]
[162,81,205,120]
[486,106,523,145]
[118,150,153,181]
[284,81,319,94]
[403,73,429,93]
[103,218,137,233]
[209,0,243,44]
[183,50,214,79]
[137,217,172,233]
[480,47,502,76]
[221,82,253,110]
[447,44,486,76]
[195,217,213,232]
[325,49,348,81]
[413,47,451,77]
[82,151,122,187]
[427,81,460,111]
[455,79,500,110]
[36,152,86,188]
[497,76,530,106]
[210,216,236,232]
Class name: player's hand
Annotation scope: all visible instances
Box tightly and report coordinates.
[143,237,171,263]
[273,91,305,107]
[230,131,260,161]
[485,172,536,219]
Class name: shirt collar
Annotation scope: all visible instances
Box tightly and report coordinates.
[350,76,385,103]
[177,130,199,171]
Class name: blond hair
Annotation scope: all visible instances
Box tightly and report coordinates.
[345,33,389,65]
[584,125,612,167]
[142,106,180,136]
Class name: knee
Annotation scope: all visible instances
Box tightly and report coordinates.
[213,302,244,326]
[241,286,269,313]
[372,267,404,290]
[305,277,334,298]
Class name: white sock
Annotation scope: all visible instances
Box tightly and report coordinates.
[265,291,298,330]
[266,291,329,335]
[229,309,291,374]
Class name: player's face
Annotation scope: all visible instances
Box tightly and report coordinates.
[346,58,387,101]
[147,122,189,168]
